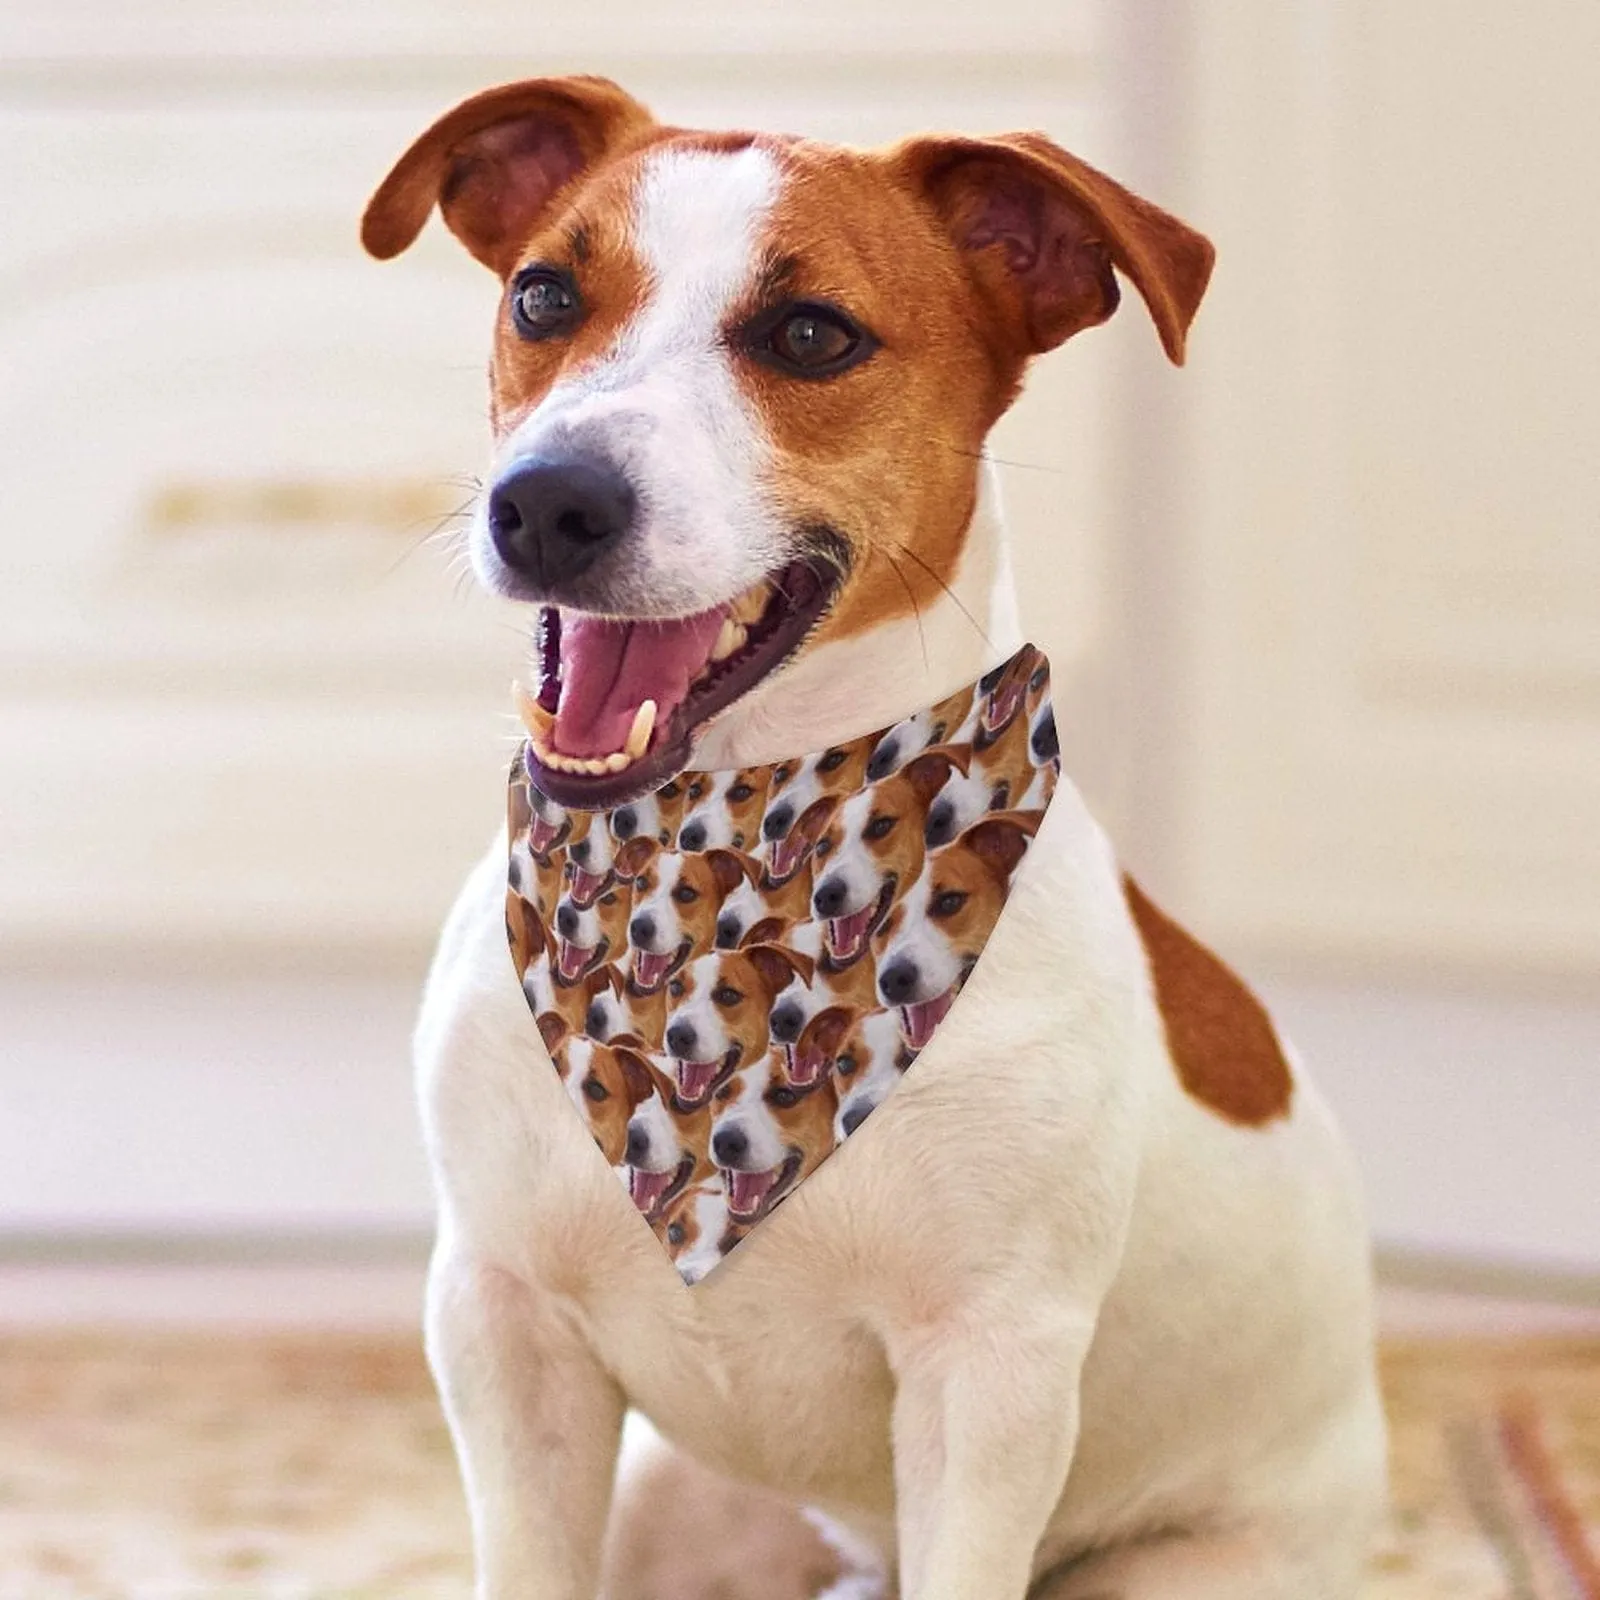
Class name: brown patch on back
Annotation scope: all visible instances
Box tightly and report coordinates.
[1123,878,1293,1127]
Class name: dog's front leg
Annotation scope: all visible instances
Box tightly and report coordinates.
[427,1248,624,1600]
[887,1308,1093,1600]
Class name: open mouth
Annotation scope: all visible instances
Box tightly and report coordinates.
[722,1149,803,1223]
[629,1152,695,1221]
[516,553,843,810]
[567,865,612,908]
[825,876,897,968]
[630,937,690,994]
[787,1041,834,1089]
[527,814,568,857]
[673,1045,740,1107]
[979,676,1028,741]
[898,986,957,1049]
[555,935,608,985]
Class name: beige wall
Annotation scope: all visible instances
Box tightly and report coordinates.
[1,2,1594,1266]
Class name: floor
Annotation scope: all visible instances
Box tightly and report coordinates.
[1,1267,1597,1599]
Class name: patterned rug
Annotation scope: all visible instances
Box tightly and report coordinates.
[0,1332,1595,1598]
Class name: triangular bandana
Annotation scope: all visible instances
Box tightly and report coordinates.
[507,643,1059,1283]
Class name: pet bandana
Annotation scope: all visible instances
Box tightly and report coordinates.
[507,642,1059,1283]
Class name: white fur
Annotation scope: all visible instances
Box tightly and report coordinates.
[415,149,1384,1600]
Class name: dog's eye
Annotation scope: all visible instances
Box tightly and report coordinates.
[754,301,873,378]
[930,889,969,919]
[728,783,754,803]
[767,1086,800,1108]
[813,837,832,858]
[865,815,895,841]
[582,1076,608,1102]
[661,781,683,799]
[601,891,618,906]
[714,1083,735,1103]
[836,1054,858,1078]
[772,765,792,787]
[688,782,707,801]
[666,1222,686,1245]
[510,267,582,340]
[668,979,685,998]
[1031,665,1049,690]
[712,984,743,1007]
[819,749,848,773]
[672,884,699,904]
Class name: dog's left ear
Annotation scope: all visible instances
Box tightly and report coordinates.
[745,943,816,997]
[963,808,1043,883]
[361,75,656,274]
[892,132,1214,364]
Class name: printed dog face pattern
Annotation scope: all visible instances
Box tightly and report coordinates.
[507,644,1058,1282]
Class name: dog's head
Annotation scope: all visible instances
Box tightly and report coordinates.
[365,77,1211,807]
[833,1007,915,1142]
[540,1020,655,1166]
[661,942,814,1106]
[810,744,969,966]
[626,845,756,992]
[551,877,629,985]
[876,809,1041,1048]
[675,766,771,853]
[709,1046,839,1225]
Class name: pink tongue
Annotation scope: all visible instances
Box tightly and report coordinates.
[790,1047,824,1086]
[558,940,591,982]
[555,611,726,759]
[727,1167,778,1215]
[829,905,875,961]
[677,1058,720,1101]
[630,1166,676,1216]
[901,990,956,1049]
[633,949,672,990]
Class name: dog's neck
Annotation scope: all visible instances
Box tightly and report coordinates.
[692,465,1021,770]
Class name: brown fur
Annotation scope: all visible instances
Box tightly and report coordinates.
[1123,878,1294,1127]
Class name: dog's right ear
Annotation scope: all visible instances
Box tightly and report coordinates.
[361,76,655,274]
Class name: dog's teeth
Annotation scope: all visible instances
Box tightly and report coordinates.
[626,700,657,760]
[513,680,555,738]
[581,758,607,775]
[732,582,771,625]
[711,617,747,662]
[604,751,631,773]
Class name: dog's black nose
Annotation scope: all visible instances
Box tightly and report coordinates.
[769,1000,804,1044]
[763,804,794,843]
[866,739,899,782]
[840,1102,874,1138]
[712,1125,749,1167]
[665,1020,698,1058]
[487,458,635,590]
[629,913,655,948]
[812,875,849,919]
[585,1000,611,1038]
[624,1122,650,1167]
[568,836,591,865]
[924,800,957,850]
[556,902,581,939]
[1031,709,1059,764]
[715,913,742,950]
[878,958,920,1006]
[678,820,707,852]
[612,806,638,840]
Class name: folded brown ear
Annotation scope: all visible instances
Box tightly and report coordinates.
[361,75,655,274]
[744,943,816,998]
[962,808,1043,882]
[893,131,1214,364]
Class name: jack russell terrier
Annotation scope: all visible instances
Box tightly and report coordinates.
[364,74,1385,1600]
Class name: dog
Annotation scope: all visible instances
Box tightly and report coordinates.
[662,943,813,1107]
[677,765,772,852]
[709,1045,839,1226]
[372,75,1384,1600]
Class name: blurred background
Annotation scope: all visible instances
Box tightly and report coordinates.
[2,0,1596,1318]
